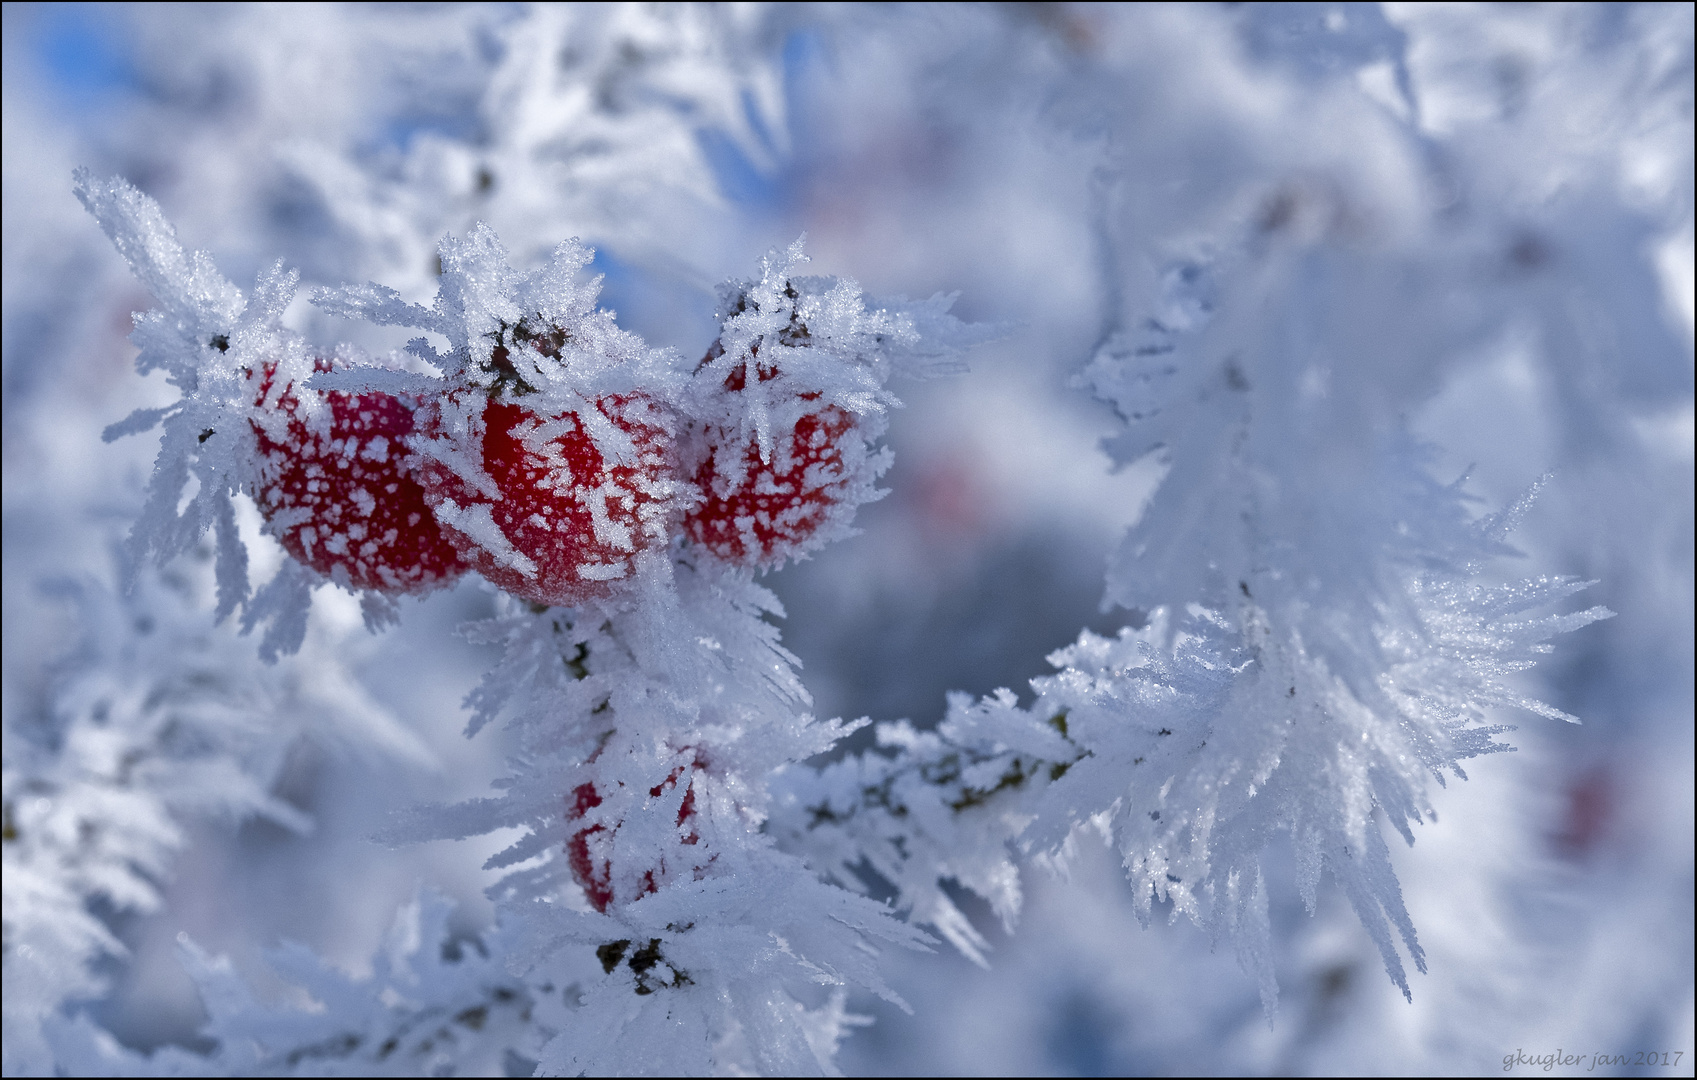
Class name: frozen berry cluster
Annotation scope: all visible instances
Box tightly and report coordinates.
[247,300,878,605]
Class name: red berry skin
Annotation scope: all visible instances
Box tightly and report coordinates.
[685,403,857,567]
[565,759,703,913]
[250,361,467,595]
[684,351,871,569]
[566,780,615,914]
[420,394,674,606]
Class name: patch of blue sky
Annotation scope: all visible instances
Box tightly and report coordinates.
[589,247,719,357]
[782,24,830,114]
[372,111,485,155]
[691,25,829,214]
[33,2,137,110]
[695,127,785,209]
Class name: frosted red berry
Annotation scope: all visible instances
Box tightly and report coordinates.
[684,358,866,569]
[566,758,704,913]
[419,392,674,606]
[250,359,466,594]
[416,316,677,606]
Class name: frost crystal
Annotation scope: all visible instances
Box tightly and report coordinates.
[74,172,305,627]
[296,228,980,1073]
[2,560,416,1075]
[683,239,988,569]
[774,246,1612,1017]
[72,173,455,655]
[43,892,540,1078]
[315,227,689,607]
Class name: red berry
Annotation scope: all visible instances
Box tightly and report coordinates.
[566,780,615,913]
[250,360,466,595]
[684,358,870,568]
[419,392,675,606]
[566,757,704,913]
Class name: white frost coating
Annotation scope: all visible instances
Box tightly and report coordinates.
[41,892,540,1078]
[431,499,537,578]
[348,487,376,517]
[310,221,692,602]
[682,237,987,570]
[3,563,419,1074]
[409,393,503,502]
[305,366,446,398]
[575,561,628,582]
[72,173,318,637]
[776,516,1611,1017]
[772,236,1617,1020]
[314,225,686,438]
[359,555,937,1077]
[579,483,637,552]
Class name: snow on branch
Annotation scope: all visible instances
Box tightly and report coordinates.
[297,229,988,1074]
[2,556,421,1075]
[773,244,1613,1018]
[44,891,541,1078]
